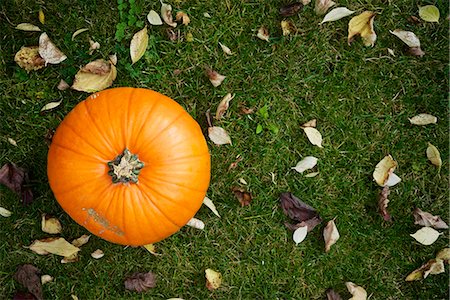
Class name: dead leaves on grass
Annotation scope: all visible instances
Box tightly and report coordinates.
[124,272,157,293]
[348,11,377,47]
[71,58,117,92]
[14,264,43,300]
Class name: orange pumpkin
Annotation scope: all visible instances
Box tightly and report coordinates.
[47,87,210,245]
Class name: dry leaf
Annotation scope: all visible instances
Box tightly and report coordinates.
[40,100,62,112]
[89,39,100,55]
[40,275,53,285]
[285,215,322,232]
[419,5,440,23]
[203,12,211,18]
[407,46,425,57]
[436,248,450,263]
[57,79,70,91]
[232,187,252,207]
[14,46,46,71]
[41,214,62,234]
[410,227,441,245]
[185,32,193,42]
[413,208,448,229]
[280,192,319,223]
[205,269,222,290]
[219,42,232,55]
[8,137,17,146]
[301,119,317,128]
[293,225,308,245]
[228,156,243,170]
[389,29,421,48]
[14,264,43,300]
[147,10,163,25]
[109,54,118,65]
[326,288,342,300]
[186,217,205,230]
[302,127,323,148]
[161,2,177,27]
[15,23,41,31]
[408,114,437,125]
[208,126,232,145]
[72,59,117,92]
[387,48,395,56]
[305,172,319,178]
[176,11,190,25]
[348,11,377,47]
[124,272,157,292]
[203,197,221,218]
[71,234,91,247]
[292,156,318,173]
[91,249,104,259]
[257,26,270,42]
[0,163,33,205]
[38,9,45,24]
[61,253,79,264]
[130,26,148,64]
[281,20,296,36]
[372,155,399,187]
[301,0,311,4]
[426,142,442,171]
[315,0,335,15]
[143,244,160,256]
[206,68,226,87]
[345,282,367,300]
[39,33,67,65]
[321,7,355,24]
[28,237,80,257]
[279,2,303,17]
[378,186,391,221]
[72,28,89,40]
[215,93,234,119]
[406,258,445,281]
[0,207,12,217]
[323,219,339,252]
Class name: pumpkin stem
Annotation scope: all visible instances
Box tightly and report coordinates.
[107,149,144,184]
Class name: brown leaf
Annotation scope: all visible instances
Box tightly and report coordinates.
[301,119,317,128]
[279,2,303,17]
[326,288,342,300]
[407,46,425,57]
[14,46,45,72]
[0,163,33,205]
[284,215,322,232]
[13,264,43,300]
[378,186,391,221]
[215,93,235,119]
[228,156,243,171]
[279,192,319,223]
[232,187,252,207]
[413,208,448,229]
[124,272,157,293]
[206,68,226,87]
[13,292,36,300]
[408,16,421,24]
[256,26,270,42]
[165,28,179,41]
[175,11,190,25]
[239,105,255,115]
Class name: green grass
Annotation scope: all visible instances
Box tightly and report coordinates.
[0,0,448,299]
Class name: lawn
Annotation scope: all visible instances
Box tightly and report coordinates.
[0,0,448,299]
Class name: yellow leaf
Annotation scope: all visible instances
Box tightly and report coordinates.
[29,237,80,257]
[72,28,89,40]
[14,46,45,71]
[281,20,296,36]
[345,282,367,300]
[205,269,222,290]
[71,59,117,93]
[40,100,62,112]
[0,207,12,217]
[143,243,161,256]
[38,9,45,24]
[130,26,148,64]
[175,11,190,26]
[15,23,41,32]
[436,248,450,263]
[41,214,62,234]
[348,11,377,47]
[419,5,440,23]
[71,234,91,248]
[426,142,442,171]
[372,155,398,187]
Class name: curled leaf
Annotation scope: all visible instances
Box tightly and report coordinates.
[315,0,335,16]
[279,192,320,223]
[71,234,91,248]
[205,269,222,290]
[40,275,53,285]
[302,127,323,148]
[321,7,355,24]
[436,248,450,263]
[408,114,437,125]
[14,264,43,300]
[15,23,41,31]
[14,46,46,71]
[186,217,205,230]
[8,138,17,146]
[72,28,89,40]
[0,163,33,205]
[232,187,252,207]
[57,79,70,91]
[215,93,234,119]
[413,208,448,229]
[348,11,377,47]
[38,9,45,24]
[301,119,317,128]
[410,227,441,245]
[143,243,160,256]
[206,68,226,87]
[40,100,62,112]
[91,249,104,259]
[419,5,440,23]
[257,26,270,42]
[345,282,367,300]
[372,155,398,187]
[323,219,339,252]
[219,42,232,55]
[130,26,148,64]
[176,11,190,25]
[203,197,221,218]
[406,258,445,281]
[292,156,318,174]
[389,29,421,48]
[284,216,322,232]
[28,237,80,257]
[41,214,62,234]
[426,142,442,171]
[39,33,67,64]
[208,126,231,145]
[147,10,163,25]
[124,272,157,293]
[378,186,391,221]
[293,225,308,245]
[161,2,177,27]
[89,39,100,55]
[72,59,117,92]
[326,288,342,300]
[407,47,425,57]
[0,207,12,217]
[281,20,296,36]
[279,2,303,17]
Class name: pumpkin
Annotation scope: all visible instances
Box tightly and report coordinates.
[47,87,210,245]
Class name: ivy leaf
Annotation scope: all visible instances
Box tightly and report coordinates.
[348,11,377,47]
[130,26,148,64]
[419,5,440,23]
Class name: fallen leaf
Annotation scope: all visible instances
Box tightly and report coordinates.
[348,11,377,47]
[378,186,391,221]
[206,68,226,87]
[143,244,160,256]
[38,9,45,24]
[321,7,355,24]
[419,5,440,23]
[407,46,425,57]
[389,29,421,48]
[0,207,12,217]
[130,26,148,64]
[13,264,43,300]
[165,28,179,41]
[40,100,62,112]
[41,214,62,234]
[89,39,100,55]
[387,48,395,56]
[406,258,445,281]
[315,0,335,15]
[426,142,442,171]
[13,292,36,300]
[300,0,311,4]
[71,234,91,248]
[372,155,399,187]
[14,46,46,71]
[161,2,177,27]
[345,282,367,300]
[186,217,205,230]
[410,227,441,245]
[147,10,163,25]
[124,272,157,292]
[302,127,323,147]
[284,215,322,232]
[15,23,41,31]
[71,295,79,300]
[219,42,232,55]
[109,54,118,65]
[232,187,252,207]
[301,119,317,128]
[279,2,303,17]
[39,33,67,65]
[228,156,243,170]
[436,248,450,263]
[279,192,320,223]
[326,288,342,300]
[413,208,448,229]
[185,32,194,42]
[408,114,437,125]
[61,253,79,264]
[8,138,18,146]
[239,105,255,115]
[176,11,190,25]
[205,269,222,290]
[71,59,117,92]
[293,225,308,245]
[323,219,339,252]
[72,28,89,40]
[0,163,33,205]
[57,79,70,91]
[305,171,319,178]
[203,12,211,18]
[292,156,318,174]
[281,20,296,36]
[40,275,53,285]
[91,249,104,259]
[28,237,80,257]
[257,26,270,42]
[208,127,232,145]
[203,197,221,218]
[238,178,247,185]
[215,93,234,119]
